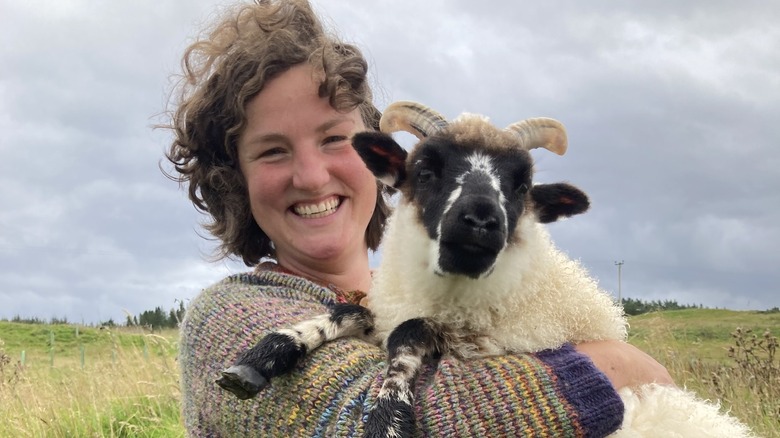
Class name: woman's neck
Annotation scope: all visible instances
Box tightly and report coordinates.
[274,251,372,292]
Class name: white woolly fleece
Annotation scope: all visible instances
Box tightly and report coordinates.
[369,198,627,354]
[616,385,756,437]
[367,199,756,437]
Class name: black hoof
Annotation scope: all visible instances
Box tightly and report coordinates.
[364,397,416,438]
[216,365,269,400]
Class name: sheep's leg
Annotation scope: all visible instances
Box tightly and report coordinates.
[364,318,446,438]
[217,303,375,400]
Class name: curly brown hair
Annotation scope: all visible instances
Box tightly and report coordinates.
[164,0,390,266]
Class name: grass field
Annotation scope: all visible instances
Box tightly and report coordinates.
[1,309,778,437]
[0,324,183,437]
[627,308,780,437]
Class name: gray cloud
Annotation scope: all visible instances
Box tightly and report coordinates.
[1,0,777,324]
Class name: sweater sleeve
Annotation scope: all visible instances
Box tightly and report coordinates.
[179,272,623,437]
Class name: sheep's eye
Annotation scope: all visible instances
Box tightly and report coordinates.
[415,152,442,184]
[418,168,434,183]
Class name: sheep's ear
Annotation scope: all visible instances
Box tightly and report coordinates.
[530,183,590,223]
[352,131,408,188]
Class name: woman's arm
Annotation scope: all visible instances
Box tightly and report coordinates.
[575,340,674,390]
[180,272,627,437]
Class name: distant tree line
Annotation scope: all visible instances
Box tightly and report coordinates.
[3,300,187,330]
[4,299,777,326]
[125,300,186,330]
[620,297,703,316]
[7,315,74,325]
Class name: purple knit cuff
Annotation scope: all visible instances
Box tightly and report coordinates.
[536,344,625,437]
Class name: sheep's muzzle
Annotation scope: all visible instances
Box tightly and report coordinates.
[436,195,507,278]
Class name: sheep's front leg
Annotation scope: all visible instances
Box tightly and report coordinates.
[217,303,375,400]
[364,318,446,438]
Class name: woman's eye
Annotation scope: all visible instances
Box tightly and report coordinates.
[258,147,287,160]
[323,135,348,145]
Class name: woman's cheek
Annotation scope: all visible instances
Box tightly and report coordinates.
[247,166,285,210]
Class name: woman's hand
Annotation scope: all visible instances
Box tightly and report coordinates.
[575,340,674,390]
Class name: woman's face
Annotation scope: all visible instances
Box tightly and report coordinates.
[237,64,378,270]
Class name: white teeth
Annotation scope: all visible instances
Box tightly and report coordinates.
[294,197,340,218]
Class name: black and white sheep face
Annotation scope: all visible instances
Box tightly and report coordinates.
[353,131,542,279]
[353,128,591,280]
[408,138,533,278]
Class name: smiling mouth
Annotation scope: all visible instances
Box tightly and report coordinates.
[293,196,342,218]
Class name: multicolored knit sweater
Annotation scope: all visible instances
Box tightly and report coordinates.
[179,268,624,437]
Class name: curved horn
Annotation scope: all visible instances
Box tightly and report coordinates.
[504,117,568,155]
[379,101,448,140]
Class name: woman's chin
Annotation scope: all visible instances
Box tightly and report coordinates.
[296,239,350,261]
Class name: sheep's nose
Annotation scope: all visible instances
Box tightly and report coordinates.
[462,212,500,232]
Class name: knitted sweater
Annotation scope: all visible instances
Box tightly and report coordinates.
[179,269,624,437]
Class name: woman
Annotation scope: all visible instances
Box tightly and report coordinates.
[165,1,671,436]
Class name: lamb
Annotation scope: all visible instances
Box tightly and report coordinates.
[217,101,755,437]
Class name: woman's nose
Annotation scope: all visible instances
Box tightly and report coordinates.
[292,149,330,191]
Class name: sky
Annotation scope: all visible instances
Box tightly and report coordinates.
[1,0,778,325]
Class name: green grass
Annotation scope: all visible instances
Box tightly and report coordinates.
[0,323,183,438]
[0,322,176,359]
[1,310,778,437]
[627,309,780,437]
[628,308,780,362]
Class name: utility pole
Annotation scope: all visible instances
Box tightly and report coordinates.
[614,260,624,305]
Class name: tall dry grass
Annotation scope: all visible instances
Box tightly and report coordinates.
[630,314,779,438]
[2,314,777,437]
[699,328,778,436]
[0,330,183,438]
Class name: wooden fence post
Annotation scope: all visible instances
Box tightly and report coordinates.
[49,330,54,367]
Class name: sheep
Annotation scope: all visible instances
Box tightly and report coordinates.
[217,101,755,438]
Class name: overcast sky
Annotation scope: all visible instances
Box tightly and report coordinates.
[1,0,778,324]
